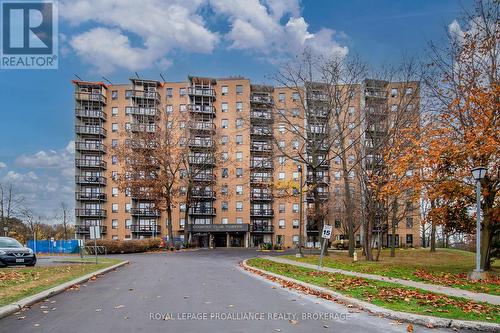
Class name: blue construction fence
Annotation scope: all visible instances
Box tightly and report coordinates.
[27,239,82,254]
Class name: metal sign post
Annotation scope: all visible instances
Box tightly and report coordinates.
[89,225,101,264]
[318,225,332,271]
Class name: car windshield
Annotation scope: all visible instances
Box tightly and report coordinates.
[0,238,23,248]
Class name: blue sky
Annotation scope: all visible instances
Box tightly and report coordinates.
[0,0,473,217]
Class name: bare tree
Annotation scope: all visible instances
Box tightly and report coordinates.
[0,183,24,234]
[57,202,71,240]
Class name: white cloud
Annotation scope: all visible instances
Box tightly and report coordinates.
[60,0,219,73]
[15,141,74,170]
[448,19,464,43]
[0,162,6,169]
[61,0,347,72]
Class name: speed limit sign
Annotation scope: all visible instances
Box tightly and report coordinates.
[321,225,332,239]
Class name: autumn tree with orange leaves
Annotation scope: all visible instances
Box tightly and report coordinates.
[423,0,499,270]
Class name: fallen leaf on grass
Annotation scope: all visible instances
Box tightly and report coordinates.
[289,320,299,325]
[407,324,414,332]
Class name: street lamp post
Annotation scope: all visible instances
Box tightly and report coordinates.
[296,165,304,258]
[470,166,487,280]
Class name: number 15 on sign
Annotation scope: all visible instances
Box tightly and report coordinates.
[318,225,332,271]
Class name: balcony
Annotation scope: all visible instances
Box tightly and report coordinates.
[250,192,273,201]
[131,224,162,234]
[75,109,107,120]
[306,222,320,233]
[188,87,216,98]
[250,161,273,170]
[75,175,107,185]
[191,190,216,199]
[187,104,216,115]
[306,175,330,184]
[189,122,216,132]
[189,207,216,216]
[193,174,216,182]
[250,94,273,104]
[250,209,274,217]
[75,141,107,153]
[75,209,107,218]
[129,123,157,133]
[309,92,328,101]
[125,106,159,117]
[126,90,160,101]
[75,159,107,169]
[250,224,274,233]
[364,89,387,99]
[250,144,273,154]
[188,155,215,166]
[75,192,107,201]
[75,125,107,137]
[130,208,160,217]
[75,91,107,104]
[306,192,329,201]
[75,225,107,234]
[250,176,272,184]
[188,139,214,149]
[250,127,273,137]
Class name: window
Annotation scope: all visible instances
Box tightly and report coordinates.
[348,106,355,116]
[112,187,118,197]
[112,203,118,213]
[112,171,118,181]
[236,201,243,212]
[179,219,185,228]
[221,119,228,129]
[292,204,299,213]
[335,219,341,228]
[292,172,299,181]
[334,171,341,180]
[112,123,118,132]
[112,107,118,116]
[292,219,299,229]
[292,140,299,150]
[406,234,413,245]
[292,235,299,244]
[278,156,286,165]
[405,87,413,95]
[278,124,285,134]
[236,168,243,178]
[236,118,243,129]
[166,105,173,113]
[278,140,285,148]
[279,219,285,229]
[125,219,131,229]
[221,102,228,112]
[236,85,243,95]
[111,139,118,148]
[236,151,243,162]
[166,88,173,97]
[406,217,414,228]
[221,218,228,224]
[221,185,228,195]
[112,155,118,165]
[222,201,228,212]
[348,170,355,179]
[111,91,118,100]
[222,152,228,161]
[112,219,118,229]
[276,235,283,245]
[278,172,285,180]
[221,86,228,96]
[236,185,243,195]
[292,108,299,117]
[179,87,186,96]
[180,203,186,212]
[222,168,228,178]
[279,203,285,213]
[390,88,398,97]
[125,203,131,212]
[236,217,243,224]
[179,104,186,112]
[391,104,398,112]
[292,92,300,101]
[278,93,285,102]
[221,135,228,145]
[236,102,243,112]
[236,135,243,145]
[124,234,131,240]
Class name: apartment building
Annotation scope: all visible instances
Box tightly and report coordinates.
[74,76,421,248]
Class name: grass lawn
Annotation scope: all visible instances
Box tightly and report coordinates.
[247,258,500,323]
[0,258,123,306]
[282,248,500,295]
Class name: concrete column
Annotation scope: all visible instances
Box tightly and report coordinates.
[226,232,230,248]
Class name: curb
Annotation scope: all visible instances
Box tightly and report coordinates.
[241,259,500,332]
[0,260,129,320]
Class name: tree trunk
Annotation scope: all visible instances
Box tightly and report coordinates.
[363,212,373,261]
[166,205,174,247]
[390,199,397,257]
[480,224,493,271]
[183,183,192,247]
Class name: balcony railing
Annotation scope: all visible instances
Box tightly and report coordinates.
[189,207,216,215]
[250,127,273,137]
[75,225,107,234]
[75,176,107,185]
[193,174,216,182]
[75,92,107,104]
[75,141,107,153]
[75,109,107,120]
[188,139,214,149]
[306,222,320,232]
[126,90,160,100]
[189,122,216,132]
[365,90,387,99]
[191,190,216,199]
[130,208,160,216]
[75,126,107,137]
[306,175,330,184]
[309,92,328,101]
[250,193,273,201]
[188,155,215,166]
[306,192,329,201]
[250,94,273,104]
[250,144,273,153]
[250,209,274,217]
[250,111,273,121]
[188,87,215,98]
[75,209,107,217]
[75,192,107,201]
[129,123,157,133]
[187,104,216,115]
[250,224,274,233]
[250,176,272,183]
[131,224,162,233]
[75,159,107,169]
[125,106,159,117]
[250,161,273,169]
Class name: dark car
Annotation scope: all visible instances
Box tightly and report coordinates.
[0,237,36,267]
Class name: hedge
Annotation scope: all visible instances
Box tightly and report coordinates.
[85,238,161,254]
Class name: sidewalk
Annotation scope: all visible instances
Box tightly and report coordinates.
[263,256,500,305]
